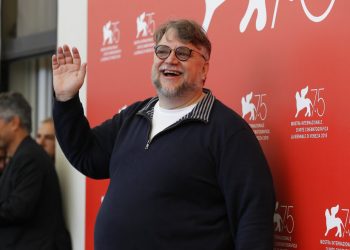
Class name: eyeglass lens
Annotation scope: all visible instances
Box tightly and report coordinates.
[155,45,192,61]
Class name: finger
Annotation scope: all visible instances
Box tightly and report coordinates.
[72,47,81,65]
[52,54,59,70]
[57,47,66,65]
[63,44,73,64]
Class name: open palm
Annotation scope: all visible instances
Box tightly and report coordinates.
[52,45,87,101]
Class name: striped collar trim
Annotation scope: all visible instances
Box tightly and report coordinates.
[137,88,215,123]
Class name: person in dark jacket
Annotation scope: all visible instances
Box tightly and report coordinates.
[0,92,71,250]
[52,19,275,250]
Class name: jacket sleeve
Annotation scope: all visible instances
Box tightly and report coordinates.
[53,95,123,179]
[217,128,275,249]
[0,158,44,225]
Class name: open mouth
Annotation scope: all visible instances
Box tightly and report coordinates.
[161,69,182,77]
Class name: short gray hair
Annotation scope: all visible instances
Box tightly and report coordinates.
[0,92,32,133]
[154,19,212,59]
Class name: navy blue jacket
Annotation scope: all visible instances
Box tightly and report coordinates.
[53,89,275,250]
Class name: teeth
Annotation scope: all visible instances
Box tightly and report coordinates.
[163,70,181,76]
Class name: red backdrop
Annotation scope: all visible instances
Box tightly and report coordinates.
[87,0,350,249]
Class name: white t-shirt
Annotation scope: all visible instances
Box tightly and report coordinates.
[150,101,197,139]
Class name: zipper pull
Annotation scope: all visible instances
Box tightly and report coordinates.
[145,140,151,150]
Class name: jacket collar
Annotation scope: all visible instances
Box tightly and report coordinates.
[137,88,215,123]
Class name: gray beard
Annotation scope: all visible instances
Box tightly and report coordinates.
[152,78,197,98]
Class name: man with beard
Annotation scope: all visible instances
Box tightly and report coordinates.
[0,92,71,250]
[52,19,275,250]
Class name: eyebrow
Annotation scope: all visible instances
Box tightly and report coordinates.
[36,133,55,138]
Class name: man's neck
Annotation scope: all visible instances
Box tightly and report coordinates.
[158,90,205,109]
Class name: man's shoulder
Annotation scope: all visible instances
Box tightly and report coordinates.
[211,99,248,127]
[13,137,53,169]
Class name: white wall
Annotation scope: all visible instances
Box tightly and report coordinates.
[56,0,88,249]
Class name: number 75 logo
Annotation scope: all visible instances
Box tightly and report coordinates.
[295,86,326,118]
[241,92,267,121]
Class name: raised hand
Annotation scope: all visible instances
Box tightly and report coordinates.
[52,45,87,101]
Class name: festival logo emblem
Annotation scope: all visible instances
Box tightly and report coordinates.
[241,91,270,141]
[274,202,295,234]
[134,12,155,55]
[242,92,257,121]
[273,201,298,249]
[325,205,345,237]
[320,204,350,249]
[102,21,120,46]
[240,0,336,32]
[295,86,313,118]
[136,12,155,38]
[290,85,328,140]
[241,91,267,121]
[100,20,122,62]
[294,86,325,118]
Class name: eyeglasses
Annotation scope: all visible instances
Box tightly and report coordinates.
[154,45,207,61]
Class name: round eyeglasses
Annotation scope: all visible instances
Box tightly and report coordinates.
[154,45,207,61]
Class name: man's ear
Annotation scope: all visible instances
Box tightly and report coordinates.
[202,61,209,84]
[9,116,21,131]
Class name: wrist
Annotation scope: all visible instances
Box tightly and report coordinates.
[55,92,76,102]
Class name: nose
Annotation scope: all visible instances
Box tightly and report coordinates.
[164,49,179,63]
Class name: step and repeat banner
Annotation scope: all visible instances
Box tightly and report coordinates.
[87,1,349,249]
